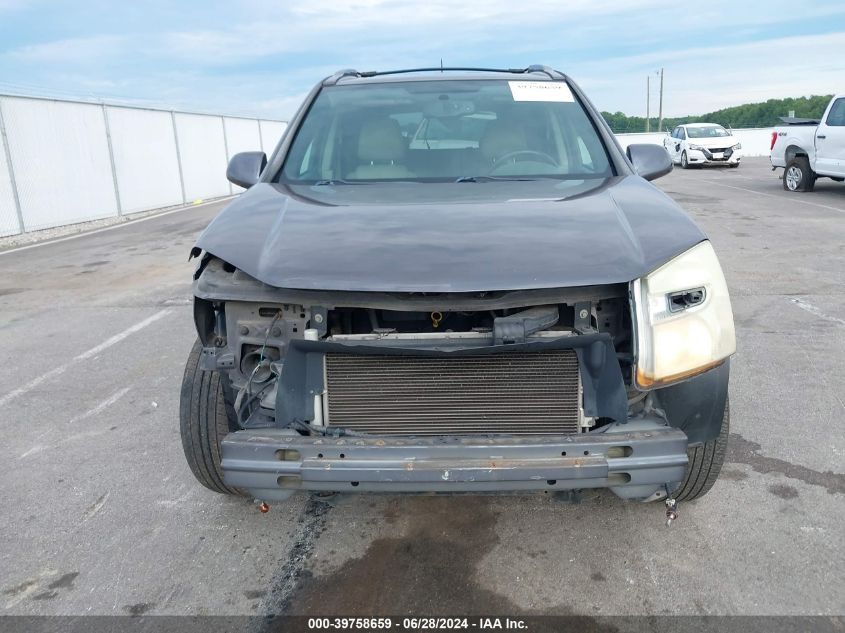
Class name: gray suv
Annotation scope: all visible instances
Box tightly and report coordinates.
[180,66,735,509]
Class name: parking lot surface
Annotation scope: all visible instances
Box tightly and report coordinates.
[0,157,843,617]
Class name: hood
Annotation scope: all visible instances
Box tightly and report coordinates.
[193,176,705,293]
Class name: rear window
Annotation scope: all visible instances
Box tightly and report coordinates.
[278,79,612,184]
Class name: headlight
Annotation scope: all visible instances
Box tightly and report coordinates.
[688,144,704,151]
[632,241,735,389]
[732,143,741,150]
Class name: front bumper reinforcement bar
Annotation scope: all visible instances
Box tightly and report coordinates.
[221,426,689,502]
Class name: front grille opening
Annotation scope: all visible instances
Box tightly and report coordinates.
[324,350,581,436]
[324,296,633,390]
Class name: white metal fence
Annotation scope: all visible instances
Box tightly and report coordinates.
[615,128,775,157]
[0,94,287,237]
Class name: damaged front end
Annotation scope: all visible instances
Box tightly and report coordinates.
[189,256,727,503]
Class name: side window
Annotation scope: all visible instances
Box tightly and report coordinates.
[577,137,594,169]
[672,127,680,139]
[298,141,314,176]
[678,128,686,139]
[825,98,845,126]
[281,104,333,180]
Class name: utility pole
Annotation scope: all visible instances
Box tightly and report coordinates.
[657,67,664,133]
[646,75,650,133]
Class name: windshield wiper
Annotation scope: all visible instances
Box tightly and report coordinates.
[313,179,370,186]
[313,179,423,185]
[455,175,538,183]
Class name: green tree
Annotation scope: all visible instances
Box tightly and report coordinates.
[601,95,833,133]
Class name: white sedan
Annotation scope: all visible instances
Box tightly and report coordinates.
[664,123,742,169]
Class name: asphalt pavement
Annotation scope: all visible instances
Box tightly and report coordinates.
[0,157,843,618]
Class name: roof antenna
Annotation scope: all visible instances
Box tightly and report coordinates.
[440,58,444,72]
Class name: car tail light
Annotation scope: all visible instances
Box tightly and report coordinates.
[770,132,778,150]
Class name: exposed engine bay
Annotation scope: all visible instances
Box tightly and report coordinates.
[193,257,639,437]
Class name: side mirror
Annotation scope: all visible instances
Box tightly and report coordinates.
[627,143,672,181]
[226,151,267,189]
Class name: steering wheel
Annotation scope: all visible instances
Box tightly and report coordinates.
[491,150,559,171]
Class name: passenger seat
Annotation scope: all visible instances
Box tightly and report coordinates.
[347,119,414,180]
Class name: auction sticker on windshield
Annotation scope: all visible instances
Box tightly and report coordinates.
[508,81,574,102]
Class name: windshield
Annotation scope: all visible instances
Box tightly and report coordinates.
[278,79,612,184]
[686,125,730,138]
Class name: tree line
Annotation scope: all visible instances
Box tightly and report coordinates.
[601,95,834,133]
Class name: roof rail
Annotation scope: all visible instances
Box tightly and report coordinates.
[323,69,361,85]
[523,65,565,80]
[324,66,565,83]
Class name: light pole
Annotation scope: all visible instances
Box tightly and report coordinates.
[657,67,664,133]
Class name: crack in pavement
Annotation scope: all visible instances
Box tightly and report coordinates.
[253,495,333,627]
[727,433,844,495]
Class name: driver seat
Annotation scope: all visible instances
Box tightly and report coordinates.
[479,120,527,166]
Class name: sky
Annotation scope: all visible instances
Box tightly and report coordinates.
[1,0,844,121]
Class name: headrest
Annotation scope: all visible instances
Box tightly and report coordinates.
[357,118,406,163]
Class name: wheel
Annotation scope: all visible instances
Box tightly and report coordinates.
[673,399,730,501]
[680,151,689,169]
[179,339,246,495]
[729,163,739,168]
[783,156,816,192]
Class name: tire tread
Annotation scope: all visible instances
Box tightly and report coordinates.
[783,156,816,192]
[674,399,730,501]
[179,339,244,495]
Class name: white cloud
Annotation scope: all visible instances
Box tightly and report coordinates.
[1,0,843,119]
[574,31,845,116]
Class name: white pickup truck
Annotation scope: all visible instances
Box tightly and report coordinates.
[770,94,845,191]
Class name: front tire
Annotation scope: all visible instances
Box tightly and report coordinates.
[680,151,690,169]
[673,399,730,501]
[783,156,815,192]
[179,339,245,495]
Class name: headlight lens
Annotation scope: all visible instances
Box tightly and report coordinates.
[688,144,704,151]
[632,241,736,389]
[732,143,742,150]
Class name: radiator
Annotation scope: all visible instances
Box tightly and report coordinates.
[324,350,581,436]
